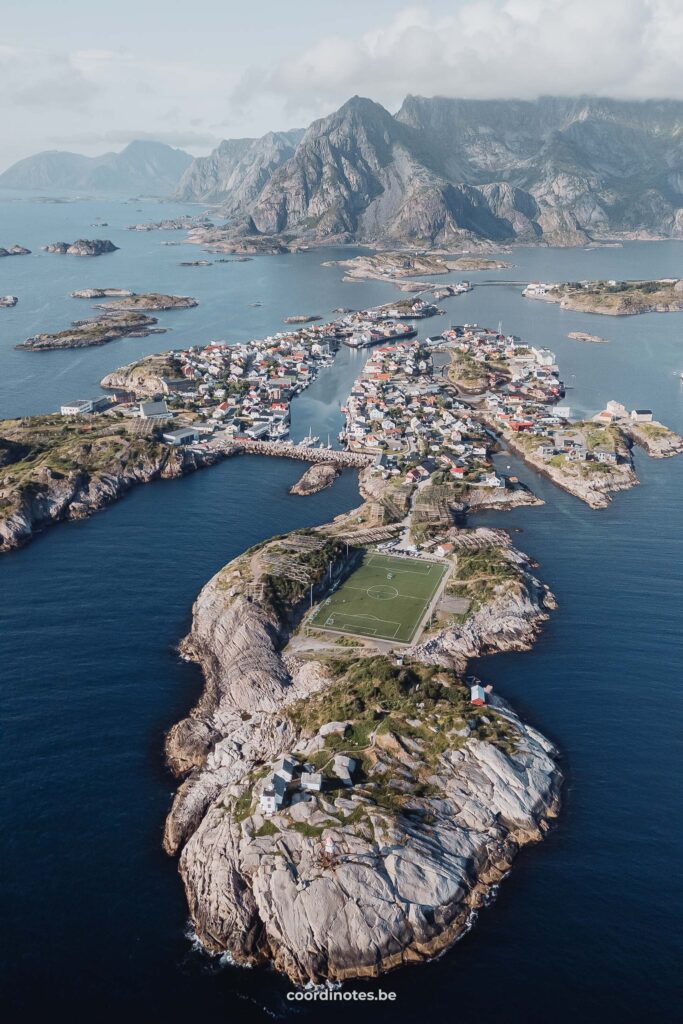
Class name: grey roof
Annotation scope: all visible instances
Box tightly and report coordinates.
[140,400,169,416]
[163,427,198,439]
[269,773,288,796]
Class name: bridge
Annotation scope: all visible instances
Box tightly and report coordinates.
[232,438,375,468]
[472,280,532,287]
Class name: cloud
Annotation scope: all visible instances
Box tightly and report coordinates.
[48,128,221,148]
[1,48,101,111]
[231,0,683,116]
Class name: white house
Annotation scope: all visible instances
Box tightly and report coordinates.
[60,400,95,416]
[631,409,653,423]
[259,773,287,815]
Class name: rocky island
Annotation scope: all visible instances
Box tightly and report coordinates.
[289,463,341,495]
[92,293,198,312]
[72,288,134,299]
[163,471,561,983]
[17,312,165,351]
[42,239,119,256]
[1,295,18,308]
[325,252,511,288]
[524,279,683,315]
[0,244,31,256]
[567,331,609,343]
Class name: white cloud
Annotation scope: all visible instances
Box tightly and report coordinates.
[0,47,101,110]
[232,0,683,116]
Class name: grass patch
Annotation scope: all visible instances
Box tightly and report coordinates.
[255,820,280,837]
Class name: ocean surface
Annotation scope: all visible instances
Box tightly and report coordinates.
[1,191,682,1022]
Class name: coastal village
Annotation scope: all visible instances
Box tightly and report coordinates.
[62,300,439,447]
[55,294,683,513]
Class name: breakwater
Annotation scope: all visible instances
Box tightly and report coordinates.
[232,438,375,467]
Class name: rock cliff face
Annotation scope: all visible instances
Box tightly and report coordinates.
[175,131,304,209]
[180,717,559,983]
[164,525,561,983]
[0,442,222,553]
[178,95,683,247]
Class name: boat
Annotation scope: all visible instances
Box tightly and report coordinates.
[299,426,320,447]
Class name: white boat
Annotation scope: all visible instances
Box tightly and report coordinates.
[299,426,320,447]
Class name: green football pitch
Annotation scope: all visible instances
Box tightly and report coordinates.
[309,551,448,643]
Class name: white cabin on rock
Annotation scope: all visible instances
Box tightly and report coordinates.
[260,773,287,815]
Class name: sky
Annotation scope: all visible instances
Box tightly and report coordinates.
[1,0,682,169]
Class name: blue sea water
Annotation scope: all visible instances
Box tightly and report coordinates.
[1,191,682,1022]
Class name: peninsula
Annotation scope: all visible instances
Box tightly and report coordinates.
[0,413,221,552]
[523,279,683,315]
[163,470,561,983]
[437,325,683,507]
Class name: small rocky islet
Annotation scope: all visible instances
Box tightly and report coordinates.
[42,239,119,256]
[289,463,341,495]
[17,293,198,350]
[0,244,31,257]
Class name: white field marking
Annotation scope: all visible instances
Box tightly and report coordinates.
[365,556,436,578]
[323,612,401,639]
[343,582,442,607]
[366,585,399,600]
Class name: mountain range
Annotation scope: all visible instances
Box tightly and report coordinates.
[0,140,193,196]
[3,96,682,246]
[178,95,683,247]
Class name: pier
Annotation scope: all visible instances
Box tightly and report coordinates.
[232,438,375,468]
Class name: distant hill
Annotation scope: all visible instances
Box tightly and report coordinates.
[177,95,683,247]
[0,140,193,196]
